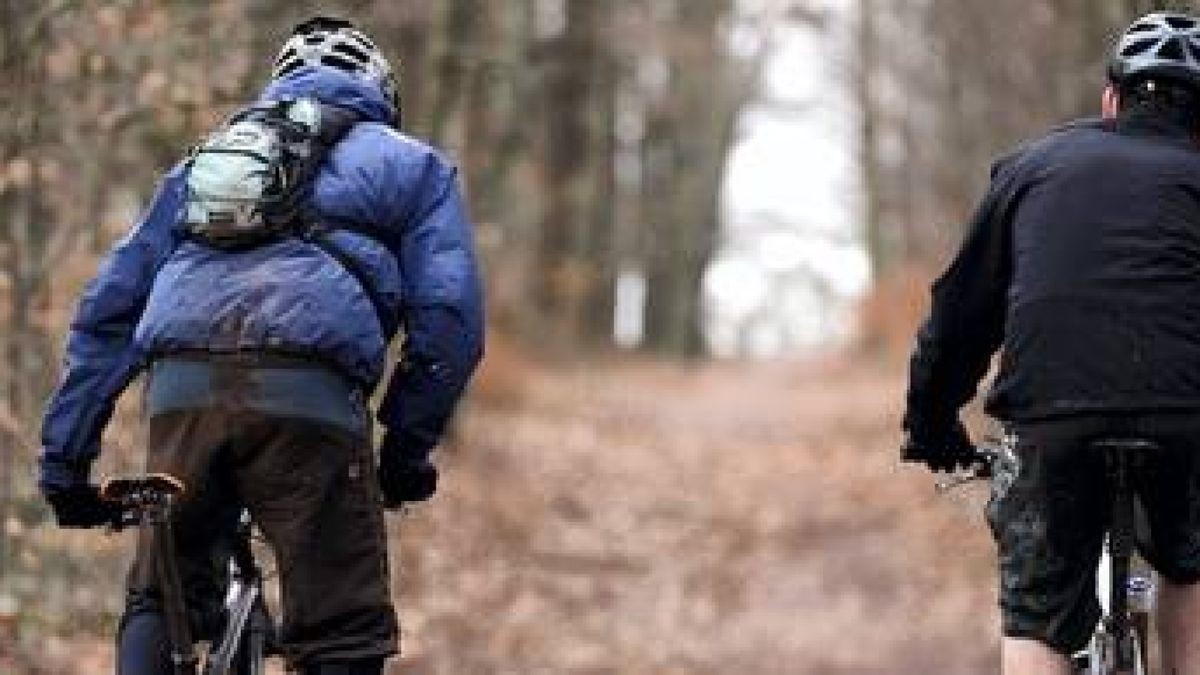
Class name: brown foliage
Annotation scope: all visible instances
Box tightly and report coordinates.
[856,265,934,362]
[466,330,537,412]
[857,0,1162,273]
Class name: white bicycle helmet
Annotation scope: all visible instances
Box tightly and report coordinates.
[1109,12,1200,89]
[272,16,399,122]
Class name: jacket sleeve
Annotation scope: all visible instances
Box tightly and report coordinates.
[903,157,1017,434]
[39,167,186,491]
[377,158,484,462]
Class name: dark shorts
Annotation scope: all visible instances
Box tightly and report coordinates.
[124,359,397,668]
[989,413,1200,653]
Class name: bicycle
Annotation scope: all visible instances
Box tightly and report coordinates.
[101,473,277,675]
[940,437,1159,675]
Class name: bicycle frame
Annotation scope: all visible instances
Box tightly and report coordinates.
[1082,538,1154,675]
[102,474,199,674]
[204,513,271,675]
[941,439,1157,675]
[149,494,201,675]
[1077,438,1157,675]
[103,475,274,675]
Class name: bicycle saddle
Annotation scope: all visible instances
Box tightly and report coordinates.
[100,472,187,505]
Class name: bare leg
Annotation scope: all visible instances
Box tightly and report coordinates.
[1002,637,1072,675]
[1159,579,1200,675]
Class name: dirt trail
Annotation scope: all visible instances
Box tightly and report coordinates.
[12,355,1000,674]
[397,356,999,674]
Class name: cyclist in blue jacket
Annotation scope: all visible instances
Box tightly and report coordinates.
[38,16,483,675]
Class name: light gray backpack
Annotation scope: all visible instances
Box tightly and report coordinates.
[182,97,354,248]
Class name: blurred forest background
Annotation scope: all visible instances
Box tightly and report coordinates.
[0,0,1192,673]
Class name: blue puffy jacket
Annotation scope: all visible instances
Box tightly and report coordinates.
[40,66,485,491]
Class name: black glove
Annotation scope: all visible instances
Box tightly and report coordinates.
[44,484,121,529]
[379,452,438,507]
[901,419,977,473]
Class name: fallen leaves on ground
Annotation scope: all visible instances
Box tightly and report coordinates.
[9,354,998,674]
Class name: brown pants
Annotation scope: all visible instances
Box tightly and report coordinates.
[125,405,398,667]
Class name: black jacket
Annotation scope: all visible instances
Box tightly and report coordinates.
[905,111,1200,431]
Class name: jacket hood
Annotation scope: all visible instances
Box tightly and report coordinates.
[260,65,395,125]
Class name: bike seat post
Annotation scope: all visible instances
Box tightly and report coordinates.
[144,491,173,527]
[1090,437,1160,672]
[149,502,197,675]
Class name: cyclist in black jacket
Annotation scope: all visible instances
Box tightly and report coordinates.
[902,13,1200,674]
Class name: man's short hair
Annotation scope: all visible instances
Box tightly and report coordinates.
[1119,76,1200,129]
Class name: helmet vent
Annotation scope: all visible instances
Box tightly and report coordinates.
[1167,16,1197,30]
[273,48,296,69]
[1122,37,1159,57]
[1158,37,1186,61]
[348,31,377,51]
[332,42,370,63]
[320,54,362,73]
[276,59,303,77]
[1129,22,1157,34]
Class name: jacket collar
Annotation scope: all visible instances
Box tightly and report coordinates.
[1115,107,1196,142]
[260,65,395,126]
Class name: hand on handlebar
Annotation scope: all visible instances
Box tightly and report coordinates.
[378,454,437,507]
[44,484,123,529]
[901,419,978,473]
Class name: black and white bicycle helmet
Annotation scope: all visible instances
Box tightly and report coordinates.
[1109,12,1200,89]
[273,16,400,122]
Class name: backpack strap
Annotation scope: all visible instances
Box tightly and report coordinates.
[272,101,360,228]
[294,104,402,336]
[224,100,400,336]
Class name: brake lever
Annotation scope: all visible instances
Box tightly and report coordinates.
[934,447,1000,494]
[935,464,989,493]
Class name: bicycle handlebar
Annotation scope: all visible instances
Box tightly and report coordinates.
[99,473,187,531]
[935,445,1001,493]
